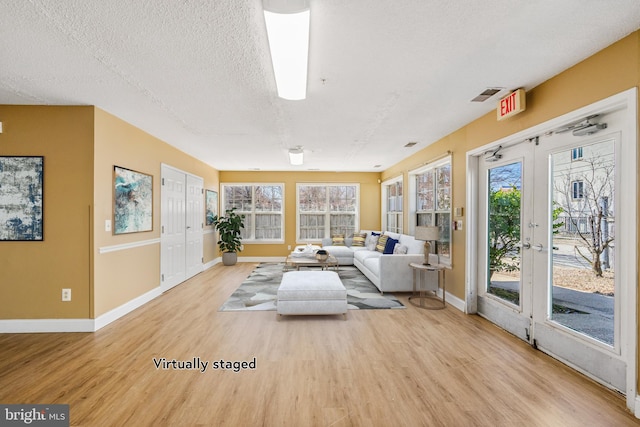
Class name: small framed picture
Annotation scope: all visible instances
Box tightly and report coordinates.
[205,190,218,226]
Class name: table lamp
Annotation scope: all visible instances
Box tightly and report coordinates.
[414,226,440,265]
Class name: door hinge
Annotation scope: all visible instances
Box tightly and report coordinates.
[202,257,204,263]
[161,274,164,282]
[162,225,164,233]
[162,178,165,185]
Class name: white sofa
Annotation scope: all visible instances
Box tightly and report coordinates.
[322,231,427,294]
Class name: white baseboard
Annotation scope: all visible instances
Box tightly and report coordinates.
[94,286,163,331]
[441,289,465,312]
[204,258,221,270]
[0,318,95,333]
[0,286,163,333]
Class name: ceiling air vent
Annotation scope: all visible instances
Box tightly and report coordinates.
[471,88,503,102]
[404,141,418,148]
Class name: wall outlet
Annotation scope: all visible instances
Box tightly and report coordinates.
[105,219,111,232]
[62,288,71,302]
[288,245,291,250]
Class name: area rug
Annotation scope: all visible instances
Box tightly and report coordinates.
[219,263,405,311]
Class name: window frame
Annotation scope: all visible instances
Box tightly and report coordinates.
[571,147,584,161]
[571,180,585,199]
[408,156,452,265]
[220,183,285,244]
[296,183,360,243]
[381,175,403,234]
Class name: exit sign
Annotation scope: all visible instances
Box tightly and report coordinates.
[497,89,526,120]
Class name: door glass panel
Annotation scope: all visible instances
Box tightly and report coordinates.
[487,162,523,305]
[550,139,615,345]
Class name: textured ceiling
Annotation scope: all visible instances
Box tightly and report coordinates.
[1,0,639,171]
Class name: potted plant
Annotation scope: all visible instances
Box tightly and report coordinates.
[212,208,245,266]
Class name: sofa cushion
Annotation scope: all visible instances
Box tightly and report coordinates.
[384,231,401,241]
[393,243,408,254]
[365,233,379,250]
[399,234,425,254]
[323,245,354,258]
[354,249,381,263]
[351,232,367,247]
[383,237,398,254]
[376,235,389,253]
[331,234,345,246]
[363,257,380,276]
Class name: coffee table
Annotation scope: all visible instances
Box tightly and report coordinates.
[284,254,339,272]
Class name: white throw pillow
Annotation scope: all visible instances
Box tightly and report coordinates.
[393,243,408,254]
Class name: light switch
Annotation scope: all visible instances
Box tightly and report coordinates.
[105,219,111,232]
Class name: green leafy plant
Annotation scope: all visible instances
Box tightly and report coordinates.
[212,208,245,253]
[488,190,564,274]
[488,186,521,274]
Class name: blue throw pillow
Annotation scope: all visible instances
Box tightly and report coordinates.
[383,237,398,254]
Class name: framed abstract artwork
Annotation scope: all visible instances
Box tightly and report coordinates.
[113,166,153,234]
[205,189,218,226]
[0,156,44,241]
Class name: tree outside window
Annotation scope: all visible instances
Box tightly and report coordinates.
[385,180,403,234]
[222,184,284,242]
[414,159,451,260]
[298,184,359,241]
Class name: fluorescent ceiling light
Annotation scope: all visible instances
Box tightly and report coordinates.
[288,147,304,165]
[264,8,310,100]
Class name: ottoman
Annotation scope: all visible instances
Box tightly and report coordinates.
[277,271,347,318]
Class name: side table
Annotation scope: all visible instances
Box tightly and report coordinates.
[408,262,449,309]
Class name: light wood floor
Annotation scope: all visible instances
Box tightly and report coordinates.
[1,263,637,426]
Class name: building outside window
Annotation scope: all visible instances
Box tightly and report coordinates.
[572,180,585,199]
[412,158,452,261]
[221,183,284,242]
[571,147,583,161]
[383,178,403,234]
[297,184,359,241]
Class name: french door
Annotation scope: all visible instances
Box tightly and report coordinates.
[161,164,204,291]
[475,100,635,397]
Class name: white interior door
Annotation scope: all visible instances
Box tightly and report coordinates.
[186,175,204,279]
[161,166,186,291]
[161,165,204,291]
[472,91,637,405]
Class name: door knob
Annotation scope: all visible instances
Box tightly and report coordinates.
[532,243,543,252]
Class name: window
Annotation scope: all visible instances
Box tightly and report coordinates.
[383,178,403,233]
[571,180,584,199]
[221,184,284,242]
[571,147,583,161]
[411,157,452,261]
[297,184,359,241]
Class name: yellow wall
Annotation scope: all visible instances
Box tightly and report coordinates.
[381,31,640,302]
[219,171,381,257]
[0,106,220,319]
[0,106,94,318]
[93,108,220,317]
